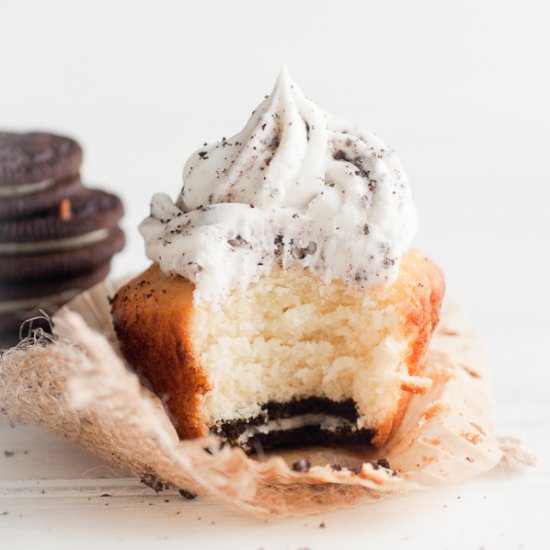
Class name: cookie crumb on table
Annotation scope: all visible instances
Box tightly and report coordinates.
[292,458,311,472]
[178,488,197,500]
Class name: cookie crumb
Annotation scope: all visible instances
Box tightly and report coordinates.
[140,473,171,492]
[178,488,197,500]
[292,458,311,472]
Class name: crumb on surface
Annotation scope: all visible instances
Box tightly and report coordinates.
[178,488,197,500]
[292,458,311,472]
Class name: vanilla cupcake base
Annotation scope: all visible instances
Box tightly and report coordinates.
[112,251,444,451]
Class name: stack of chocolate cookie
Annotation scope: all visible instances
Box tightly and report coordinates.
[0,131,125,347]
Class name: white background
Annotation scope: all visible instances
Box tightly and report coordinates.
[1,1,549,548]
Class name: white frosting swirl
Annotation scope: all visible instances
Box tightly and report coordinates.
[140,68,417,303]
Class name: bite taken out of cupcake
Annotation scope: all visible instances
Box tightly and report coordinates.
[112,68,444,453]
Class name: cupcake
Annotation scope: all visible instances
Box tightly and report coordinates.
[112,69,444,452]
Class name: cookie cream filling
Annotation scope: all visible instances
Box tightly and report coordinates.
[0,228,109,255]
[0,178,56,198]
[233,414,357,445]
[140,68,417,304]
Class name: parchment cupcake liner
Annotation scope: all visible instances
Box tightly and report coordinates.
[0,279,505,516]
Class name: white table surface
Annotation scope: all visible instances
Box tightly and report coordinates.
[0,410,547,550]
[1,1,549,548]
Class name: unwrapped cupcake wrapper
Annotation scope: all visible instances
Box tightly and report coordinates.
[0,279,504,516]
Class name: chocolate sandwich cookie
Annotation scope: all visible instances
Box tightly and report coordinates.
[0,131,83,220]
[0,262,112,348]
[212,397,376,454]
[0,188,125,281]
[0,130,125,348]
